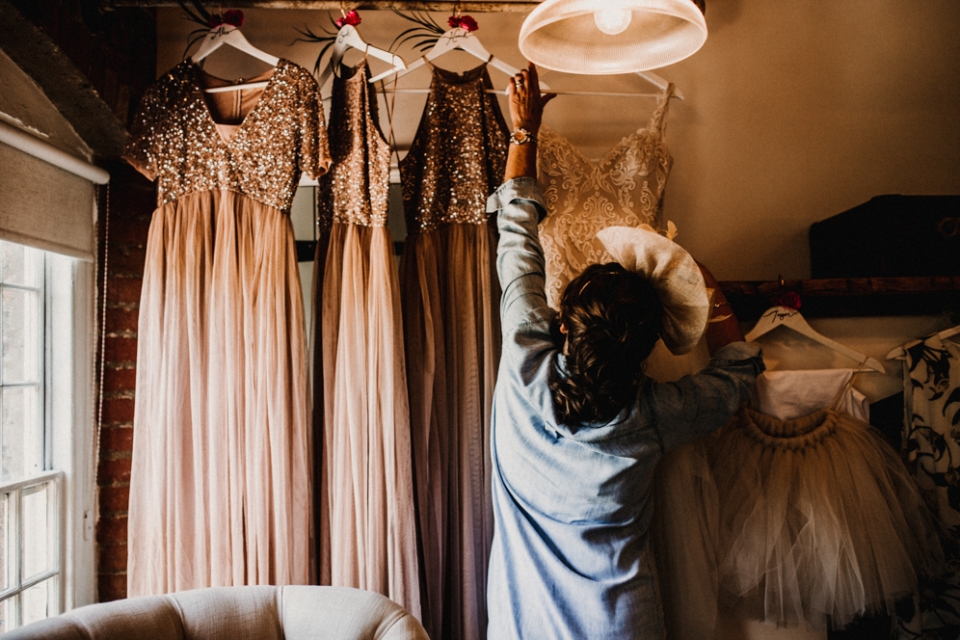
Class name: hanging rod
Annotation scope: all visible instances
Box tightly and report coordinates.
[114,0,539,11]
[373,89,679,99]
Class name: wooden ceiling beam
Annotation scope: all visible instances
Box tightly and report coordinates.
[0,0,129,158]
[113,0,539,11]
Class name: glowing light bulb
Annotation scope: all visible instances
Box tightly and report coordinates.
[593,8,632,35]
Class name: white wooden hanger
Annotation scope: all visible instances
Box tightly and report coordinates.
[635,71,684,101]
[374,35,677,100]
[369,27,546,89]
[745,305,886,372]
[885,323,960,360]
[529,70,685,100]
[191,25,279,93]
[938,324,960,341]
[316,24,407,89]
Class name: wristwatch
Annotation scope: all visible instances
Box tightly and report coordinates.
[509,128,537,145]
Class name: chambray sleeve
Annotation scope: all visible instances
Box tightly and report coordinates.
[489,177,555,358]
[651,341,765,451]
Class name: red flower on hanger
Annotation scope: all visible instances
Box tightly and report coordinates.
[449,15,479,31]
[208,9,245,28]
[336,10,362,28]
[779,291,802,310]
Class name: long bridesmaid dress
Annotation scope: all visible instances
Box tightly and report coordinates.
[123,59,330,595]
[313,59,420,618]
[400,61,507,640]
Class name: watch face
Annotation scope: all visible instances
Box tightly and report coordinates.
[511,129,530,144]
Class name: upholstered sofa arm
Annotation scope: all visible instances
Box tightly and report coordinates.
[2,586,429,640]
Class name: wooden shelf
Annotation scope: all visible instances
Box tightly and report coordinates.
[720,276,960,320]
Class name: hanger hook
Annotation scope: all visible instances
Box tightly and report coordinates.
[454,0,463,19]
[339,0,347,18]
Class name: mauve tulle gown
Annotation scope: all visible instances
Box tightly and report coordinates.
[399,61,507,640]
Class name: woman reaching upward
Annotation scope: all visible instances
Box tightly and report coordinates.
[486,63,763,639]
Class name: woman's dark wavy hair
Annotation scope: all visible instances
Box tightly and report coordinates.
[549,262,663,426]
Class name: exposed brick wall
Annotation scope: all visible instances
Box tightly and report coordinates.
[95,162,154,602]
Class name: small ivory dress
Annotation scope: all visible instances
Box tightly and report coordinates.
[399,61,507,640]
[314,60,420,618]
[652,369,942,637]
[123,59,330,595]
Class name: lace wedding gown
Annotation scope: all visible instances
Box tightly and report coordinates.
[537,83,675,310]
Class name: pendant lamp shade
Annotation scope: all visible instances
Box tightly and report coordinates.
[519,0,708,75]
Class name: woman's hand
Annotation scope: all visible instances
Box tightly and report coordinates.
[503,63,555,182]
[698,261,745,354]
[508,63,555,135]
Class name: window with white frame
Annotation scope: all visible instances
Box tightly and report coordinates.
[0,235,97,632]
[1,50,101,630]
[0,240,62,631]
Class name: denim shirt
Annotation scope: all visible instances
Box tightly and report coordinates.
[486,177,764,639]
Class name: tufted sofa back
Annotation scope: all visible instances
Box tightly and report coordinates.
[2,586,429,640]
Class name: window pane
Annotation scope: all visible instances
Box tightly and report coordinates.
[23,483,53,579]
[2,287,42,385]
[1,386,43,481]
[0,242,42,288]
[0,595,17,632]
[22,577,57,627]
[0,493,8,591]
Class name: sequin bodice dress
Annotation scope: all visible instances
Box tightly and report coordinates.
[399,61,507,640]
[536,84,674,309]
[313,60,420,618]
[125,59,329,212]
[317,62,389,230]
[123,59,330,596]
[400,63,508,233]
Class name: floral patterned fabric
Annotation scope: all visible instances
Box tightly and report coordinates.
[894,333,960,638]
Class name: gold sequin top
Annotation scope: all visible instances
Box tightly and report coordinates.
[124,59,331,214]
[536,84,675,309]
[317,60,390,231]
[400,62,508,234]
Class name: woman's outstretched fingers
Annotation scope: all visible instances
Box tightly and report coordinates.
[508,63,556,132]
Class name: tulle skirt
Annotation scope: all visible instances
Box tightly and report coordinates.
[315,222,420,617]
[401,223,501,640]
[708,407,941,630]
[129,190,313,595]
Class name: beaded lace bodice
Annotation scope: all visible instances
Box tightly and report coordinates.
[318,60,390,230]
[124,59,331,214]
[400,62,508,234]
[537,84,674,309]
